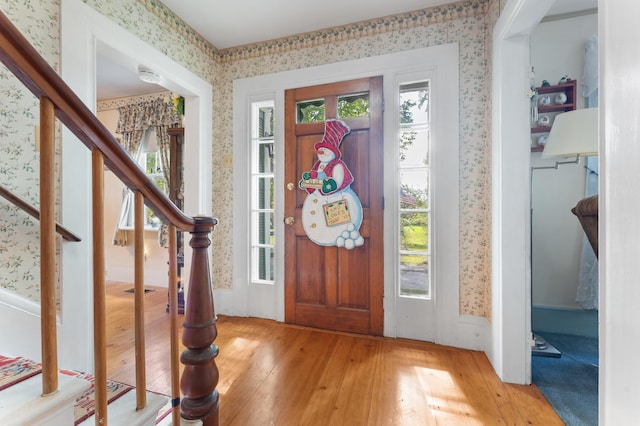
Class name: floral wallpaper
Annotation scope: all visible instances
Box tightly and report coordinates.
[0,0,61,305]
[0,0,497,318]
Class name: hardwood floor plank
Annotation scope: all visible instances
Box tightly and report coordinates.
[369,339,437,425]
[248,330,337,425]
[307,336,379,425]
[447,350,508,425]
[219,321,314,424]
[105,282,563,425]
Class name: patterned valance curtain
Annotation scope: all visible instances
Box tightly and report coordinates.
[113,96,181,247]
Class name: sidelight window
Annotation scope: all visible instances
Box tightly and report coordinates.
[398,80,430,298]
[250,101,276,283]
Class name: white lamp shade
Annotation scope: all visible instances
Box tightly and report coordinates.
[542,108,598,158]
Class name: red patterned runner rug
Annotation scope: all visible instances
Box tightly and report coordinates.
[0,355,42,391]
[60,369,134,425]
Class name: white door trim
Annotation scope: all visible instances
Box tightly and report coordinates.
[491,0,555,384]
[59,0,212,371]
[230,44,487,350]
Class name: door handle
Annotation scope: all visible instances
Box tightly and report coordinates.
[287,182,295,191]
[284,217,295,226]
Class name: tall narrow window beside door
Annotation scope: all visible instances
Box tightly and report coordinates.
[398,81,430,298]
[251,101,276,283]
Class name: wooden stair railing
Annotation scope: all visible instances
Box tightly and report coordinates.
[0,182,81,242]
[0,10,219,426]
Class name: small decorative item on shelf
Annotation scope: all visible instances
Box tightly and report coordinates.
[539,95,551,106]
[537,135,548,146]
[529,66,538,125]
[554,92,568,105]
[530,79,576,152]
[558,75,571,84]
[538,115,550,126]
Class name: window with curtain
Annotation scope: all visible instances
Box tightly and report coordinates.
[112,95,180,247]
[116,128,166,230]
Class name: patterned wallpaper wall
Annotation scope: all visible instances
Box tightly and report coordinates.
[0,0,500,318]
[0,0,61,305]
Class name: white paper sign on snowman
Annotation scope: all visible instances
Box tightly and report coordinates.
[298,119,364,249]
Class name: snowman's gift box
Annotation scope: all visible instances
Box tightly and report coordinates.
[300,178,324,189]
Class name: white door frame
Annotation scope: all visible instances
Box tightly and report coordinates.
[59,0,212,371]
[491,0,555,384]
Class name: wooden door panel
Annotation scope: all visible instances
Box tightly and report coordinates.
[285,76,383,335]
[295,239,326,305]
[337,247,370,309]
[294,304,370,334]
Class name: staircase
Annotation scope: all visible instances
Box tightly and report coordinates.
[0,9,218,426]
[0,376,205,426]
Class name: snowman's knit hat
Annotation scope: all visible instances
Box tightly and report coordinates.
[314,119,350,158]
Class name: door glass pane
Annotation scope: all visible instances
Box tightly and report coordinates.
[256,212,275,245]
[254,246,274,281]
[337,93,369,118]
[400,256,429,297]
[399,129,429,167]
[256,176,274,210]
[400,170,429,209]
[258,105,274,137]
[257,142,274,173]
[400,212,428,252]
[296,99,325,123]
[399,81,429,124]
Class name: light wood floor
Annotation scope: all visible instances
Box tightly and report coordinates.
[106,281,562,425]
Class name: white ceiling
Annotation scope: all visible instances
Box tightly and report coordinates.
[160,0,595,50]
[161,0,452,50]
[96,0,597,101]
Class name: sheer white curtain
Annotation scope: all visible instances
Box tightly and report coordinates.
[576,34,599,310]
[112,128,144,246]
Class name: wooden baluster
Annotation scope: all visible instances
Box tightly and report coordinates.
[134,191,147,409]
[92,149,107,424]
[39,96,58,395]
[168,224,181,425]
[180,216,219,425]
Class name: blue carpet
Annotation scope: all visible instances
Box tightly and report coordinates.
[532,332,598,426]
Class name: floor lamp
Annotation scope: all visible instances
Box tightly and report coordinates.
[530,107,598,357]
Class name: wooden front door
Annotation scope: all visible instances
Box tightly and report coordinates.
[284,77,384,335]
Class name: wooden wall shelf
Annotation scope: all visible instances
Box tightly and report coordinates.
[531,80,577,152]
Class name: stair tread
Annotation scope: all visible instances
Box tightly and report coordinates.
[78,389,169,425]
[0,373,91,425]
[0,371,172,426]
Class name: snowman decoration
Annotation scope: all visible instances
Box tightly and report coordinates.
[298,119,364,249]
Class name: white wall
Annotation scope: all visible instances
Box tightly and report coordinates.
[600,0,640,421]
[530,13,597,308]
[97,108,171,288]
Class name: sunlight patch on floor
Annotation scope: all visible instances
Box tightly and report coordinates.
[415,365,480,423]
